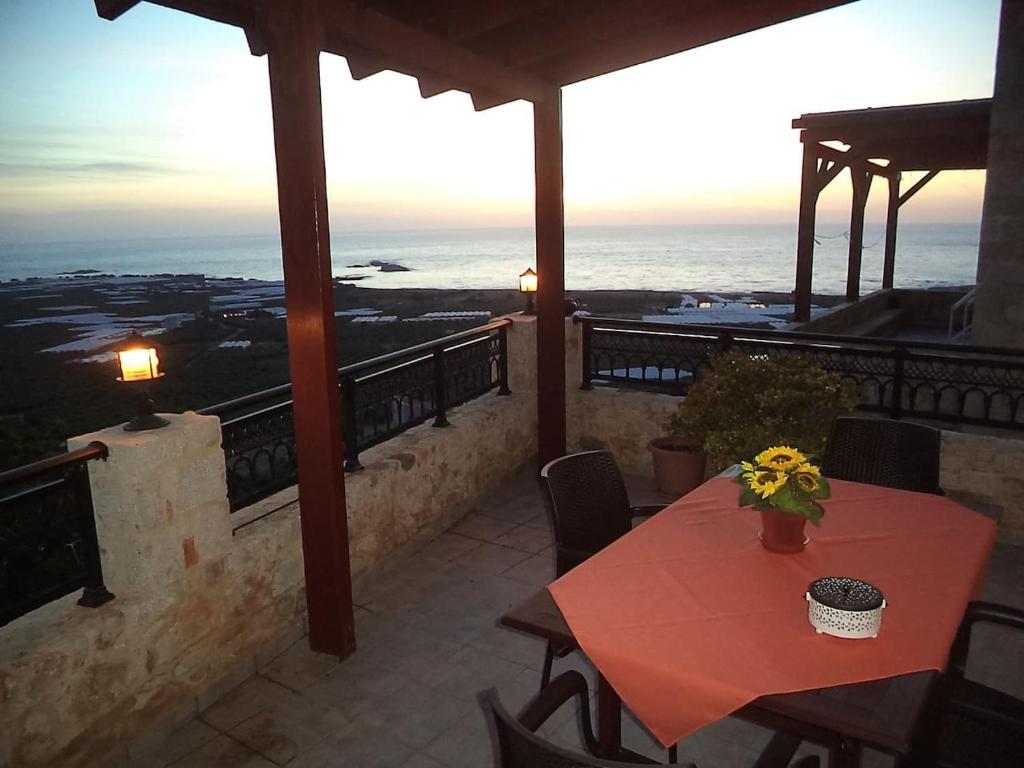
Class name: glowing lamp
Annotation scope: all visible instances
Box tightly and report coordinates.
[519,268,538,315]
[115,332,169,432]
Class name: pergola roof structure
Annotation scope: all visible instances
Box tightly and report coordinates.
[791,99,992,321]
[93,0,861,656]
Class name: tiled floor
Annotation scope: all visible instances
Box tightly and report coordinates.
[138,465,1024,768]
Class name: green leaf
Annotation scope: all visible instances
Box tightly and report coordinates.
[738,485,761,508]
[812,475,831,500]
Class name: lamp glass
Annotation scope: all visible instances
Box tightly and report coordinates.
[118,347,160,382]
[519,268,538,294]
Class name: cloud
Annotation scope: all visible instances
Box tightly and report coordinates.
[0,160,183,178]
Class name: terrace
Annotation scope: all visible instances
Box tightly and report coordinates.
[3,0,1024,766]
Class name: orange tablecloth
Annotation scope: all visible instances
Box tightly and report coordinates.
[548,477,996,747]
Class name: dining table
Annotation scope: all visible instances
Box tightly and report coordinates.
[499,475,997,767]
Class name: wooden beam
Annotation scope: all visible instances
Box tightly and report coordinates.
[816,156,845,193]
[320,0,554,104]
[443,0,559,41]
[812,141,897,180]
[898,169,940,207]
[265,1,355,659]
[794,142,819,323]
[94,0,142,20]
[882,173,901,290]
[846,162,874,303]
[534,90,566,467]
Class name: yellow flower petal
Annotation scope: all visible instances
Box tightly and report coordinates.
[754,446,807,472]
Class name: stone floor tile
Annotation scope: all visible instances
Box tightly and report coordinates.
[399,754,446,768]
[452,541,532,576]
[417,644,531,703]
[199,676,301,732]
[492,523,554,554]
[131,719,219,767]
[359,681,477,749]
[289,717,415,768]
[259,637,341,692]
[468,624,546,671]
[520,512,554,532]
[501,552,555,587]
[417,532,483,563]
[167,734,274,767]
[448,514,519,543]
[424,708,498,768]
[228,702,348,766]
[475,495,545,526]
[304,655,409,720]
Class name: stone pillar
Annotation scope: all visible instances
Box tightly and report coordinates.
[67,412,231,596]
[974,0,1024,348]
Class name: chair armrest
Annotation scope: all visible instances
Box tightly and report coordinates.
[630,504,668,519]
[949,601,1024,675]
[516,671,604,756]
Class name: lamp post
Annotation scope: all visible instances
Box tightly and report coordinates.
[519,267,538,315]
[115,331,169,432]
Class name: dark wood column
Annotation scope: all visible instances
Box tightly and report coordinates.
[846,162,873,303]
[534,91,566,467]
[266,5,355,658]
[882,173,901,290]
[794,142,819,323]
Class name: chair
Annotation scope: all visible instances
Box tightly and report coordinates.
[484,670,820,768]
[539,450,669,689]
[908,601,1024,768]
[821,417,942,495]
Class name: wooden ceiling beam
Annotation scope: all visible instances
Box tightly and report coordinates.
[94,0,143,19]
[320,0,555,104]
[812,142,897,180]
[534,0,856,85]
[442,0,561,41]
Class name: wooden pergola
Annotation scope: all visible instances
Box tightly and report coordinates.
[94,0,858,656]
[792,99,991,322]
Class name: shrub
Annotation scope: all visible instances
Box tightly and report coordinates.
[666,351,858,472]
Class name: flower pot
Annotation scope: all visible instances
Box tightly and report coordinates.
[648,436,707,497]
[759,509,809,553]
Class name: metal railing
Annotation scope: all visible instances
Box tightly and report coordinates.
[201,319,512,511]
[578,316,1024,430]
[0,442,114,627]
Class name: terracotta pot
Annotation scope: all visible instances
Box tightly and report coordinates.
[759,509,809,553]
[648,436,707,497]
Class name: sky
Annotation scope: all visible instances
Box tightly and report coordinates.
[0,0,1002,244]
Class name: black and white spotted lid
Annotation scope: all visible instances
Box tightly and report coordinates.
[808,577,884,611]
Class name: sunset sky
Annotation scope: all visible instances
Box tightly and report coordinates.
[0,0,1002,244]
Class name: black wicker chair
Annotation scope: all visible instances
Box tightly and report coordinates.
[484,670,820,768]
[821,417,942,495]
[908,601,1024,768]
[539,450,669,689]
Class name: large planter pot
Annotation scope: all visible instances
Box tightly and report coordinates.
[648,436,707,497]
[759,509,809,553]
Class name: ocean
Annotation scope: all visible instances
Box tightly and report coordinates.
[0,223,980,295]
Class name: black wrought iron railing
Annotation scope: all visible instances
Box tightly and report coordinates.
[578,316,1024,431]
[0,442,114,627]
[201,319,512,511]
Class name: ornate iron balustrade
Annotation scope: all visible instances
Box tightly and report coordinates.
[0,442,114,627]
[579,316,1024,431]
[202,319,512,511]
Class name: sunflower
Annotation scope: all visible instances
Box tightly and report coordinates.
[794,471,821,494]
[749,470,788,498]
[796,462,821,477]
[754,446,807,472]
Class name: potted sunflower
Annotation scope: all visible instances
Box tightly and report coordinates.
[738,445,829,553]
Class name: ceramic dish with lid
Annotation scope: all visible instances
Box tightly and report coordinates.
[806,576,886,639]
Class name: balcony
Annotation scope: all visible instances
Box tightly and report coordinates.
[3,315,1024,767]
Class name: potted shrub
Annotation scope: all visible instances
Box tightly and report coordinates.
[665,351,858,475]
[648,434,706,497]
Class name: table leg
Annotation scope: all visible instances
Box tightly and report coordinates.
[828,738,863,768]
[597,673,622,750]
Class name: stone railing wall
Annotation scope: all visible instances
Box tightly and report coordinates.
[0,315,538,768]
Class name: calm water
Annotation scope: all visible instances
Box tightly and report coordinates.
[0,223,980,294]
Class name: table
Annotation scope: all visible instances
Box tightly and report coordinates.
[499,479,995,765]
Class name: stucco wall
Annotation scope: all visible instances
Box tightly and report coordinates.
[0,317,539,768]
[941,430,1024,543]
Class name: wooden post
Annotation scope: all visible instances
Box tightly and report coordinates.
[534,91,566,467]
[266,4,355,658]
[794,142,819,323]
[882,173,901,290]
[846,162,873,303]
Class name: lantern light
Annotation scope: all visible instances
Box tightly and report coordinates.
[115,331,169,432]
[519,268,538,315]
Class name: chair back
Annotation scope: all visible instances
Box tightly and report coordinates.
[540,451,632,576]
[822,417,942,495]
[485,689,631,768]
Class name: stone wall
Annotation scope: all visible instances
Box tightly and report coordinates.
[0,317,539,768]
[941,430,1024,544]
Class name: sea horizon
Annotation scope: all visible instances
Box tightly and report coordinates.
[0,222,981,295]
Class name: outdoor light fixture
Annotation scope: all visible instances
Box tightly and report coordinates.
[519,267,538,315]
[115,331,169,432]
